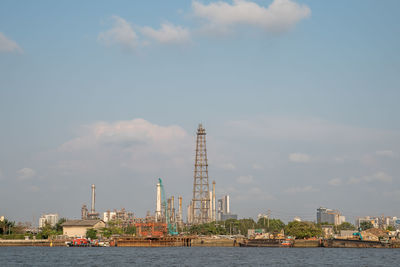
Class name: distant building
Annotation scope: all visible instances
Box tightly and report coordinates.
[339,230,357,239]
[38,213,59,228]
[103,208,134,227]
[317,207,345,226]
[248,228,265,238]
[61,219,105,238]
[217,195,237,221]
[356,216,381,228]
[356,216,398,229]
[103,211,117,223]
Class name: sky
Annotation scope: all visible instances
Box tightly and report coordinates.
[1,0,400,225]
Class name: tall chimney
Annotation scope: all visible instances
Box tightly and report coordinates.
[156,182,161,222]
[178,196,183,225]
[212,181,216,221]
[171,196,175,223]
[91,184,95,213]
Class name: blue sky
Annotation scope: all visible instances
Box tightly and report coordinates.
[1,0,400,224]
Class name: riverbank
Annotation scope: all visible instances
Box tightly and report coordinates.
[1,237,400,248]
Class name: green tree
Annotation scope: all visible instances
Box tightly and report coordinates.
[386,225,395,231]
[86,228,98,239]
[257,218,285,233]
[0,219,15,235]
[54,218,67,234]
[336,222,356,231]
[37,222,57,239]
[334,222,356,234]
[124,225,136,235]
[188,222,227,235]
[285,221,322,239]
[359,221,373,231]
[235,218,256,236]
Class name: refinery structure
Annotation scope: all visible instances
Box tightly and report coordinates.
[151,123,233,228]
[35,123,235,238]
[189,124,214,224]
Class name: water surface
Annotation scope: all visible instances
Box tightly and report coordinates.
[0,247,398,266]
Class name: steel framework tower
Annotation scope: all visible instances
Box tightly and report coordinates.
[191,124,211,224]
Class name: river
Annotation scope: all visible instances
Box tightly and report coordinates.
[0,247,398,266]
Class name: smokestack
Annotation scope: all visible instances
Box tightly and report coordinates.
[156,182,161,221]
[187,202,192,224]
[91,184,95,213]
[178,196,182,224]
[212,181,216,221]
[209,191,213,220]
[171,196,175,223]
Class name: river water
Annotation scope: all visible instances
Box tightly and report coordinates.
[0,247,398,266]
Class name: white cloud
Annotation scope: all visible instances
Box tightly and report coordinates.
[61,118,187,151]
[0,32,22,53]
[328,178,342,186]
[219,162,236,170]
[141,23,191,44]
[285,185,318,194]
[192,0,311,33]
[289,153,310,163]
[17,168,36,180]
[376,150,397,158]
[98,16,138,50]
[59,118,191,173]
[348,172,392,185]
[236,175,254,184]
[252,163,263,170]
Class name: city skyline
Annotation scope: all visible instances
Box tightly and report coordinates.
[1,0,400,223]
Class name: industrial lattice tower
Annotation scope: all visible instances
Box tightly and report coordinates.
[191,124,211,224]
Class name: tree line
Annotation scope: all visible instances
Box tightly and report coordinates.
[186,218,380,239]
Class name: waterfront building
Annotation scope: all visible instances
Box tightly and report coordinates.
[316,207,345,226]
[38,213,59,228]
[61,219,105,238]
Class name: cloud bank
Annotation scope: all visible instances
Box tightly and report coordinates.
[289,153,311,163]
[0,32,22,53]
[98,16,191,50]
[193,0,311,33]
[98,0,310,50]
[98,16,138,50]
[141,23,191,44]
[17,168,36,180]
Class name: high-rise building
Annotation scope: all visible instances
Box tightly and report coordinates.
[38,213,59,228]
[317,207,345,225]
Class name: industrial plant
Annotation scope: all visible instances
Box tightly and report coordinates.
[3,123,399,249]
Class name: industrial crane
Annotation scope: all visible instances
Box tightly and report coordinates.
[159,178,178,235]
